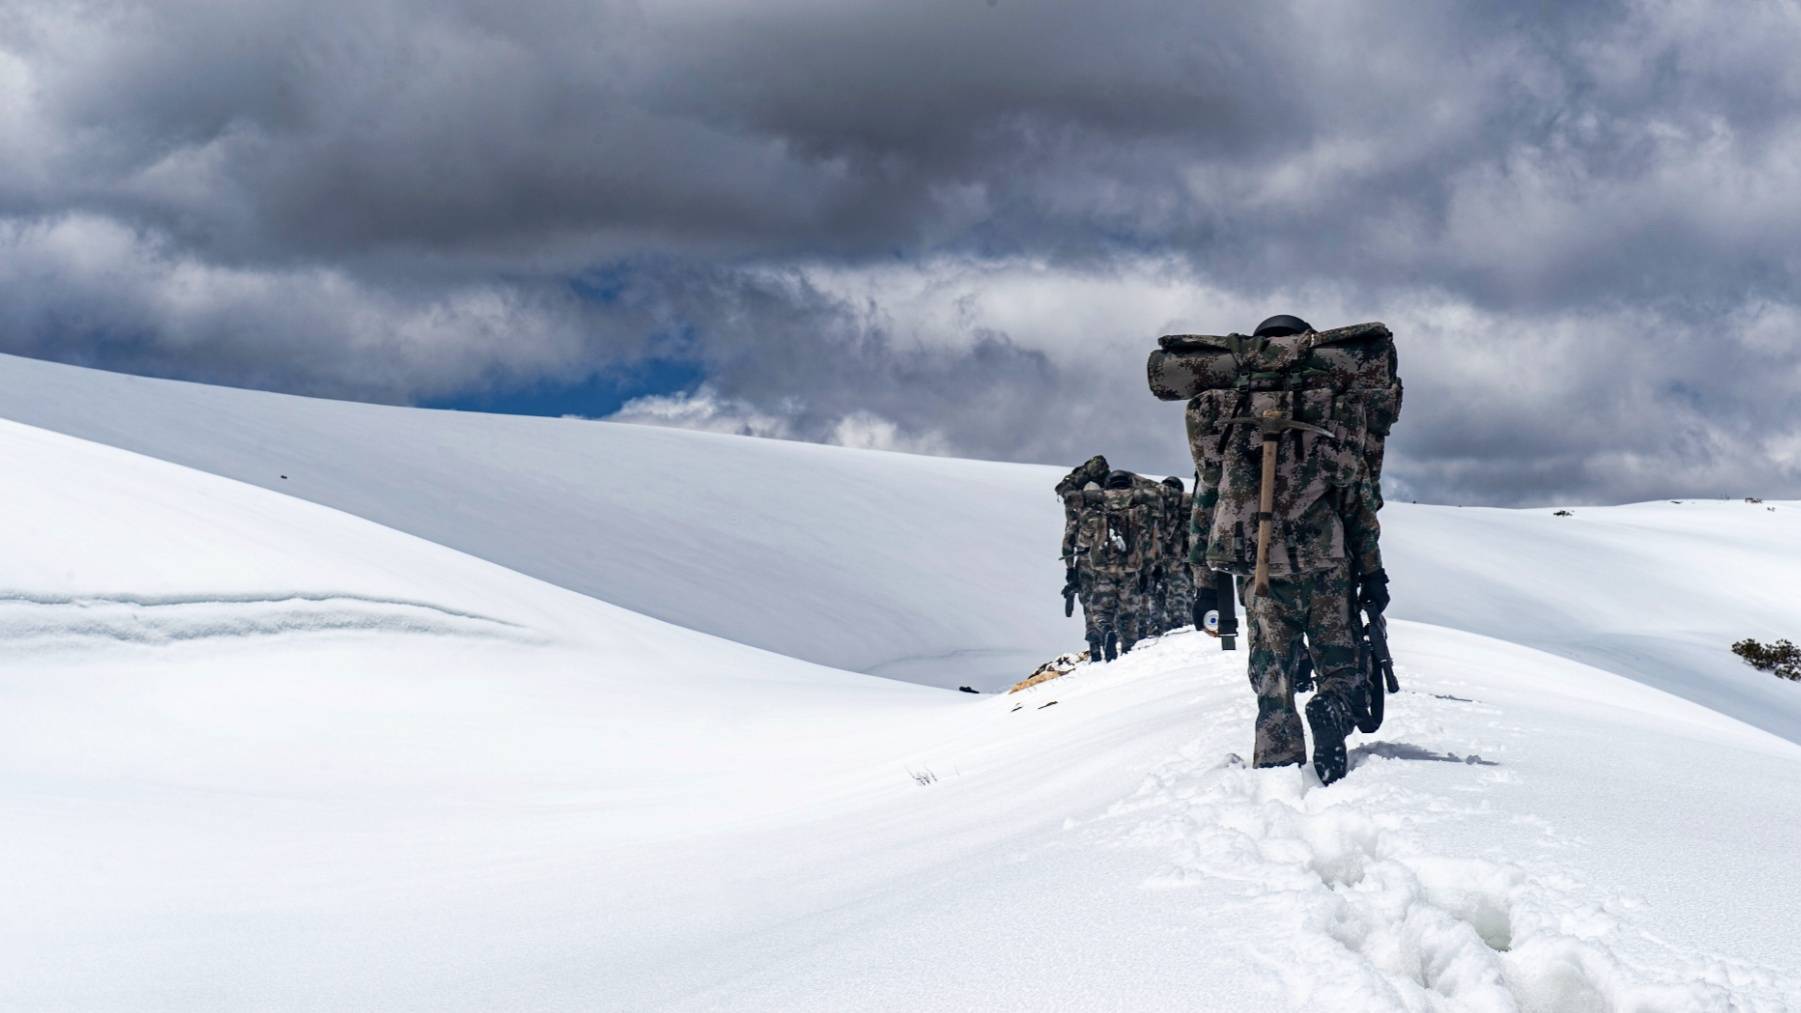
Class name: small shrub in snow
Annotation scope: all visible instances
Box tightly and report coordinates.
[1552,509,1573,517]
[1731,638,1801,681]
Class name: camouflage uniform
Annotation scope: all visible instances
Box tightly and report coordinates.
[1134,494,1164,634]
[1195,465,1390,764]
[1057,456,1112,634]
[1152,320,1401,778]
[1061,486,1099,652]
[1073,480,1159,659]
[1159,485,1197,631]
[1126,475,1167,637]
[1058,456,1111,566]
[1240,553,1363,766]
[1188,395,1385,769]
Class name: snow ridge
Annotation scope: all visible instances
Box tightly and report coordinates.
[0,592,538,650]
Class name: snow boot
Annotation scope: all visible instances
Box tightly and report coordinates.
[1088,637,1105,664]
[1351,676,1381,734]
[1103,631,1119,663]
[1305,692,1353,786]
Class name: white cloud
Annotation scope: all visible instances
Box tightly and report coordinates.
[608,385,949,456]
[607,386,797,440]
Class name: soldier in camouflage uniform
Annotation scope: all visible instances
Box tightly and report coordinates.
[1057,455,1112,649]
[1125,472,1169,637]
[1186,314,1392,784]
[1070,470,1161,661]
[1157,476,1196,632]
[1058,455,1111,572]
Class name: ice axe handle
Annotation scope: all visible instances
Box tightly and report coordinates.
[1251,429,1278,598]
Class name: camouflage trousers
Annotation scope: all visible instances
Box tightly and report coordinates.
[1082,573,1142,651]
[1161,565,1196,631]
[1241,561,1360,769]
[1128,575,1159,640]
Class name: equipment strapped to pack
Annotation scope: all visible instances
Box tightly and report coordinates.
[1150,321,1402,583]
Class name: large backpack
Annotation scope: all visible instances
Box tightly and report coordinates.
[1146,322,1402,589]
[1074,487,1153,575]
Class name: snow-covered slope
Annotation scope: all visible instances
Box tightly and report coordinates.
[1,413,1798,1010]
[1384,498,1801,744]
[1,352,1798,745]
[0,353,1078,692]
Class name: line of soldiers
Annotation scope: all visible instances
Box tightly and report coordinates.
[1056,454,1197,663]
[1056,313,1403,788]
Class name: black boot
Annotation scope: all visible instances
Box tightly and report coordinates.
[1351,676,1380,734]
[1305,692,1353,786]
[1103,630,1119,662]
[1087,637,1104,664]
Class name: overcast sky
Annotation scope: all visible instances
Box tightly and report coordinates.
[3,0,1799,505]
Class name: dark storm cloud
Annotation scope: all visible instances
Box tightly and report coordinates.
[2,0,1800,503]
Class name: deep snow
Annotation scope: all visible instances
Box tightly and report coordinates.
[0,357,1799,1010]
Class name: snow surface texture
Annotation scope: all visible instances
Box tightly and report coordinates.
[0,353,1796,746]
[0,358,1799,1009]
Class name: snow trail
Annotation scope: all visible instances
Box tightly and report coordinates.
[1073,638,1801,1012]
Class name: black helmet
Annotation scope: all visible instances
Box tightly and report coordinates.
[1253,314,1313,337]
[1104,470,1136,490]
[1161,476,1184,492]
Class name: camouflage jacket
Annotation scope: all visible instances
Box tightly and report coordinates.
[1060,491,1087,563]
[1057,456,1113,562]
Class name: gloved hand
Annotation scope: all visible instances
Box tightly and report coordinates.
[1359,568,1390,615]
[1292,652,1315,694]
[1193,586,1220,637]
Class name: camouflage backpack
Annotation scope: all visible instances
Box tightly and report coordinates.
[1145,322,1402,591]
[1074,486,1155,576]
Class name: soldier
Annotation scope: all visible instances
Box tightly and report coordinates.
[1158,476,1196,632]
[1071,470,1160,661]
[1058,454,1111,566]
[1125,474,1163,636]
[1185,314,1393,785]
[1057,455,1111,636]
[1126,472,1169,636]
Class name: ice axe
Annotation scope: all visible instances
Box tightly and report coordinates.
[1226,408,1335,598]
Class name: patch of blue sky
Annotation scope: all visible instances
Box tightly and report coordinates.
[425,357,704,419]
